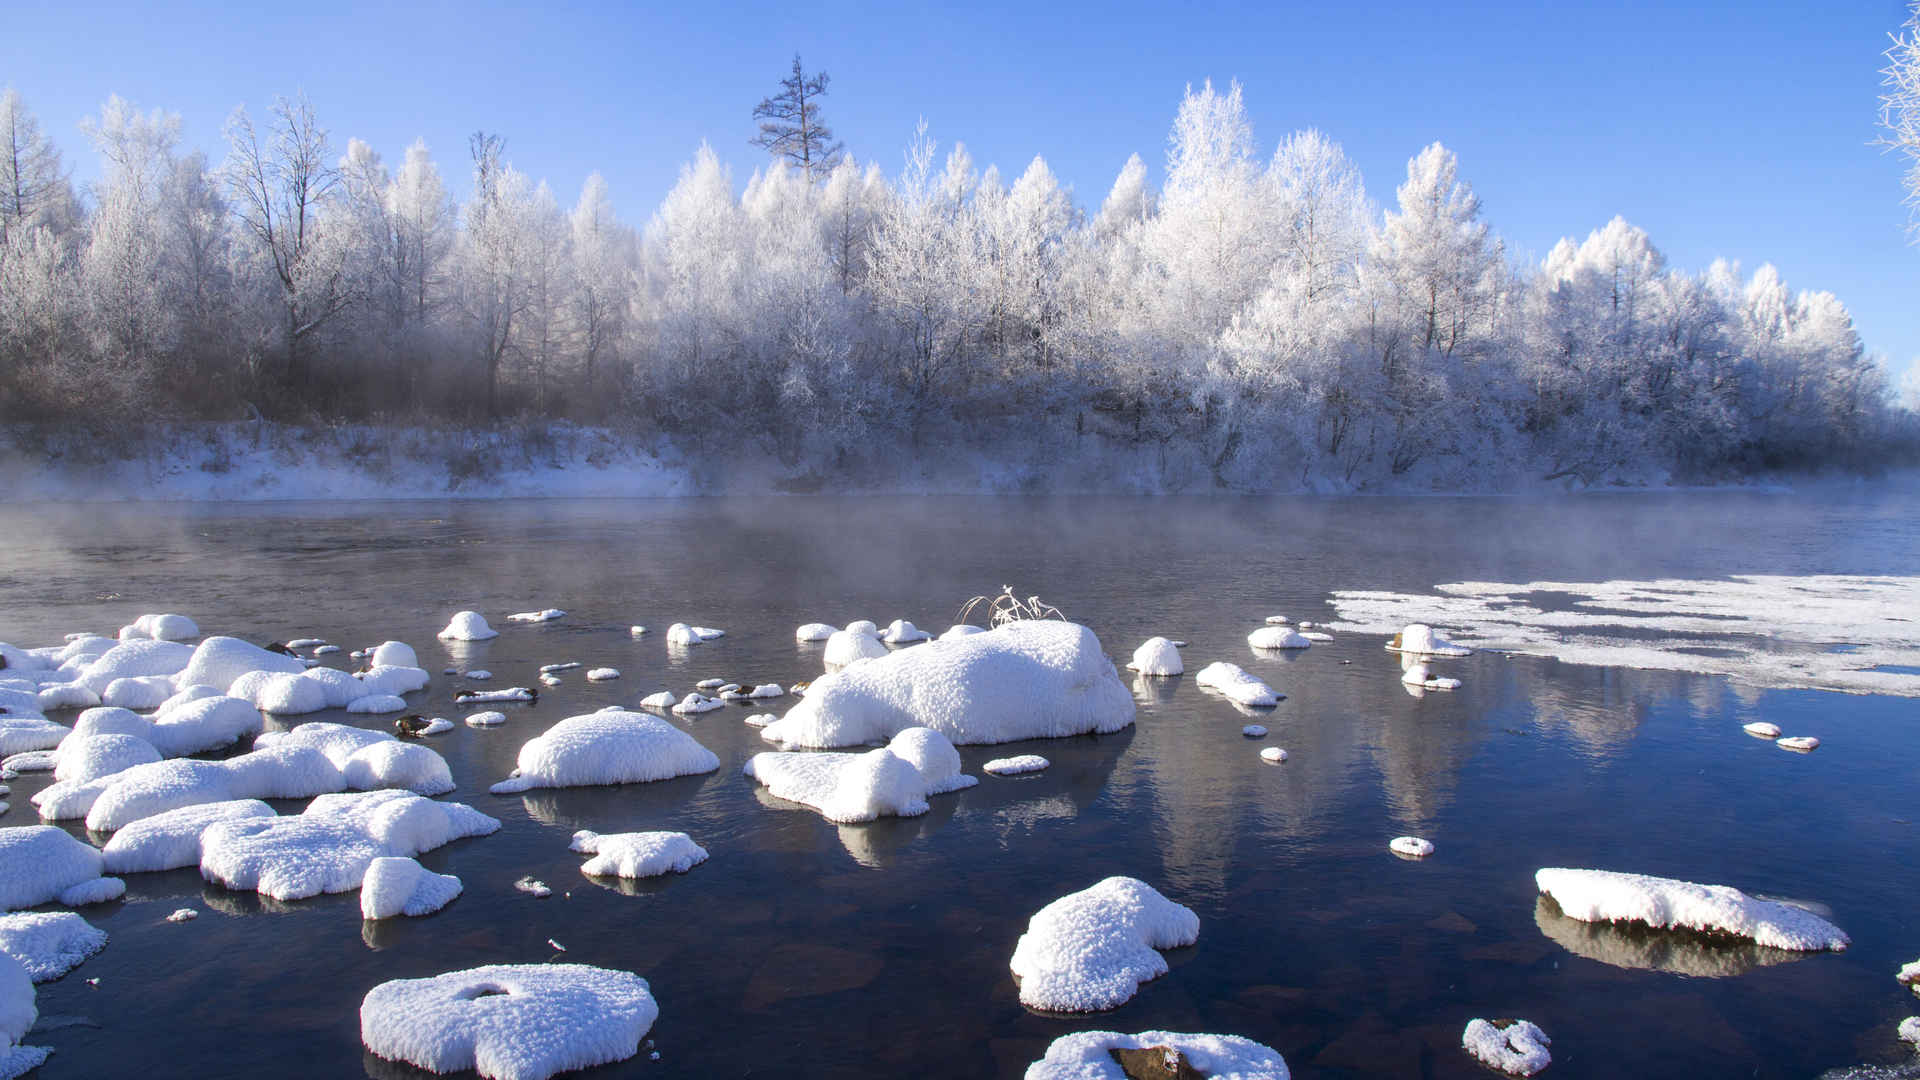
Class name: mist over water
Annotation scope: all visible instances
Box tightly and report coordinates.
[3,490,1917,1078]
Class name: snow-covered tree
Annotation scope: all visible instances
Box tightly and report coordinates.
[1882,0,1920,234]
[0,88,76,241]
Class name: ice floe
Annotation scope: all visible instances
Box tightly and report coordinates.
[0,912,106,982]
[1534,868,1848,951]
[984,755,1050,776]
[665,623,724,645]
[201,790,499,901]
[508,609,566,623]
[570,830,709,879]
[1247,626,1310,650]
[1009,876,1199,1012]
[745,727,976,823]
[586,668,620,681]
[1194,662,1280,707]
[359,963,657,1080]
[1461,1018,1551,1077]
[539,662,581,674]
[1330,575,1920,696]
[823,622,889,668]
[1024,1030,1289,1080]
[360,856,462,919]
[100,799,278,873]
[0,827,124,910]
[880,619,930,643]
[795,623,837,642]
[1127,637,1184,677]
[489,710,719,794]
[465,711,508,728]
[763,621,1134,748]
[1390,836,1435,858]
[1,952,51,1080]
[437,612,498,641]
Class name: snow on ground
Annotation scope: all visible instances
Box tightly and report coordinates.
[1024,1030,1289,1080]
[1329,575,1920,696]
[1247,626,1310,650]
[0,913,106,982]
[437,612,498,641]
[569,830,709,879]
[100,800,277,873]
[1010,876,1199,1012]
[763,621,1134,748]
[1,952,51,1080]
[1127,637,1184,676]
[1461,1018,1551,1077]
[984,755,1050,776]
[1535,868,1849,951]
[1194,662,1281,708]
[745,727,976,823]
[201,790,499,901]
[489,710,719,794]
[795,623,837,642]
[0,827,124,910]
[360,856,463,919]
[360,963,658,1080]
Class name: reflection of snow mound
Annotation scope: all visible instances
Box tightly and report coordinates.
[490,710,719,794]
[1330,575,1920,695]
[1461,1018,1550,1077]
[1010,876,1199,1012]
[360,963,657,1080]
[1533,895,1805,977]
[1535,868,1848,951]
[746,727,976,823]
[0,912,107,982]
[1025,1029,1289,1080]
[569,830,708,879]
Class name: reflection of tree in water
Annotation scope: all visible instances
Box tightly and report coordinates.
[1484,659,1651,757]
[1368,681,1478,832]
[516,771,717,831]
[1534,894,1807,977]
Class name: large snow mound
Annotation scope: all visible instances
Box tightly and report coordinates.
[1,952,44,1065]
[258,722,455,795]
[489,710,719,794]
[0,827,124,910]
[1127,637,1183,676]
[745,727,977,824]
[1461,1018,1551,1077]
[1009,876,1199,1012]
[76,639,194,695]
[53,733,162,784]
[438,611,499,641]
[201,789,499,901]
[570,830,709,879]
[1025,1030,1289,1080]
[1194,662,1280,707]
[360,963,657,1080]
[176,636,306,692]
[0,912,107,982]
[360,856,463,919]
[0,718,68,758]
[795,623,838,642]
[822,623,888,668]
[762,621,1134,748]
[100,799,278,874]
[1535,867,1848,951]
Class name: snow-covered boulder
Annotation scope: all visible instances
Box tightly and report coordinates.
[299,666,366,708]
[454,687,534,705]
[176,636,306,692]
[201,790,499,901]
[147,696,262,757]
[0,912,107,982]
[1535,867,1849,951]
[0,717,67,758]
[507,609,566,623]
[257,722,455,796]
[1,952,51,1079]
[984,755,1049,776]
[154,684,221,712]
[570,830,709,879]
[347,694,409,714]
[1194,662,1280,707]
[360,963,657,1080]
[490,711,720,795]
[586,668,619,682]
[75,639,194,695]
[1010,876,1199,1012]
[133,613,199,642]
[257,672,328,715]
[1390,836,1435,858]
[940,624,987,641]
[1387,623,1471,657]
[0,827,125,910]
[880,619,930,643]
[356,664,430,697]
[795,623,837,642]
[670,694,722,715]
[822,623,889,668]
[764,621,1135,749]
[99,674,176,710]
[53,733,161,784]
[63,745,340,832]
[365,641,415,669]
[360,856,462,919]
[465,711,507,728]
[1127,637,1184,676]
[1247,626,1311,650]
[637,691,675,709]
[746,727,976,823]
[1743,721,1782,739]
[34,681,99,712]
[665,623,723,645]
[1900,1016,1920,1048]
[1461,1018,1550,1077]
[437,612,498,641]
[1025,1031,1289,1080]
[100,799,277,874]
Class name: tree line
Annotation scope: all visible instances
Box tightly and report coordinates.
[0,80,1909,488]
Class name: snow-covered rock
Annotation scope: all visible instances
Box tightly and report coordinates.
[1260,747,1288,763]
[147,695,263,757]
[1127,637,1184,676]
[1010,876,1199,1012]
[256,672,328,715]
[1461,1018,1551,1077]
[586,668,619,682]
[1535,867,1849,951]
[465,711,507,728]
[822,623,889,668]
[745,727,976,823]
[670,694,723,715]
[176,636,306,692]
[1,952,51,1079]
[764,621,1134,748]
[940,624,987,640]
[100,800,277,874]
[1024,1030,1289,1080]
[1777,736,1820,751]
[984,755,1050,776]
[298,666,366,708]
[33,681,98,711]
[357,664,430,697]
[1900,1015,1920,1048]
[53,733,161,784]
[637,691,675,709]
[76,639,194,695]
[437,612,498,641]
[489,711,719,795]
[1390,836,1435,858]
[0,912,107,982]
[795,623,837,642]
[133,613,199,642]
[508,609,566,623]
[99,674,175,710]
[665,623,723,645]
[1241,725,1267,738]
[880,619,930,643]
[0,717,68,758]
[720,683,784,701]
[0,827,124,910]
[347,694,409,714]
[465,670,493,680]
[360,856,463,919]
[360,963,657,1080]
[365,641,415,669]
[1247,626,1311,650]
[260,722,455,795]
[454,687,534,705]
[1743,721,1782,738]
[1194,662,1280,707]
[1387,623,1471,657]
[570,830,709,879]
[627,626,647,637]
[201,790,499,901]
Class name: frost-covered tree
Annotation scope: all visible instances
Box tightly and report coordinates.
[750,55,844,180]
[643,143,747,427]
[0,88,76,240]
[567,172,633,406]
[1881,0,1920,234]
[80,97,183,405]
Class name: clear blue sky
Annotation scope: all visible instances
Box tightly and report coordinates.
[7,0,1917,382]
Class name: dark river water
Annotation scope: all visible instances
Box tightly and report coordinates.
[2,491,1917,1079]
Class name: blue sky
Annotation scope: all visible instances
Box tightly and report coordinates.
[7,0,1917,380]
